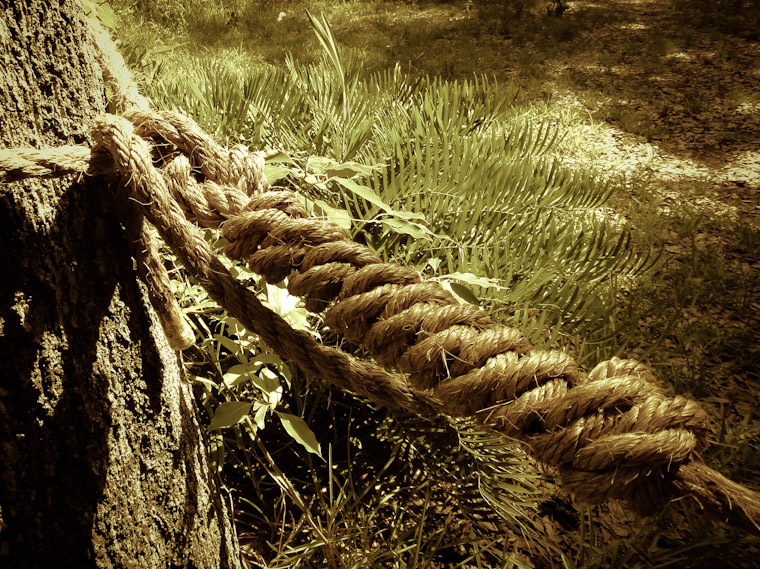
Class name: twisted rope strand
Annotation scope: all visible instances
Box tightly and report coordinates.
[124,202,196,351]
[0,146,91,181]
[2,107,758,533]
[89,21,196,351]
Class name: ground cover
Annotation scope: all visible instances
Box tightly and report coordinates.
[109,0,760,565]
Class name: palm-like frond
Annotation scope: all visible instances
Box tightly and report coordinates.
[141,18,659,551]
[378,411,537,537]
[146,28,658,348]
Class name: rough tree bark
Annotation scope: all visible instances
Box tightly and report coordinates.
[0,1,242,567]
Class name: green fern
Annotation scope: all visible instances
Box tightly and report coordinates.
[140,21,655,353]
[137,15,663,563]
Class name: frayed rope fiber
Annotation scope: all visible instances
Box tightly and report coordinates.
[1,18,757,535]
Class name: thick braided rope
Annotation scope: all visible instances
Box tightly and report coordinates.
[2,107,759,532]
[2,110,759,533]
[218,165,711,507]
[90,109,757,532]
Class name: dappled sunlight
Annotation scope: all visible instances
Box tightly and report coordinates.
[620,22,649,31]
[561,114,748,222]
[510,0,760,236]
[665,51,694,61]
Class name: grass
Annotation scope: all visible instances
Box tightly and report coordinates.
[109,0,760,566]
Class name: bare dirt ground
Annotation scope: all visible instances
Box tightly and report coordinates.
[518,0,760,225]
[562,0,760,217]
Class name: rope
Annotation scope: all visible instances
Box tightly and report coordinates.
[1,21,758,537]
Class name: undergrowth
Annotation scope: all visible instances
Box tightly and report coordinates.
[107,0,760,567]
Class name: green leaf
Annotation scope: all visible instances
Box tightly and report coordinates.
[208,431,225,472]
[80,0,113,28]
[97,2,115,28]
[214,333,241,355]
[151,42,181,55]
[306,11,347,128]
[80,0,96,16]
[333,177,424,221]
[251,368,282,405]
[252,402,269,430]
[209,401,253,431]
[307,155,331,175]
[444,272,508,290]
[449,282,480,305]
[265,283,301,316]
[223,363,257,388]
[263,164,291,184]
[276,411,322,457]
[378,217,434,240]
[249,352,285,367]
[190,375,219,392]
[324,160,376,179]
[312,198,352,230]
[265,150,294,163]
[332,176,392,214]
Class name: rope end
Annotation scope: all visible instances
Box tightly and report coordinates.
[156,306,196,351]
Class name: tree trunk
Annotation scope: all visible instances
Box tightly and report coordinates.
[0,1,242,567]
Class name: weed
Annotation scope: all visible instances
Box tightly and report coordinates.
[730,221,760,258]
[725,88,757,110]
[604,105,664,139]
